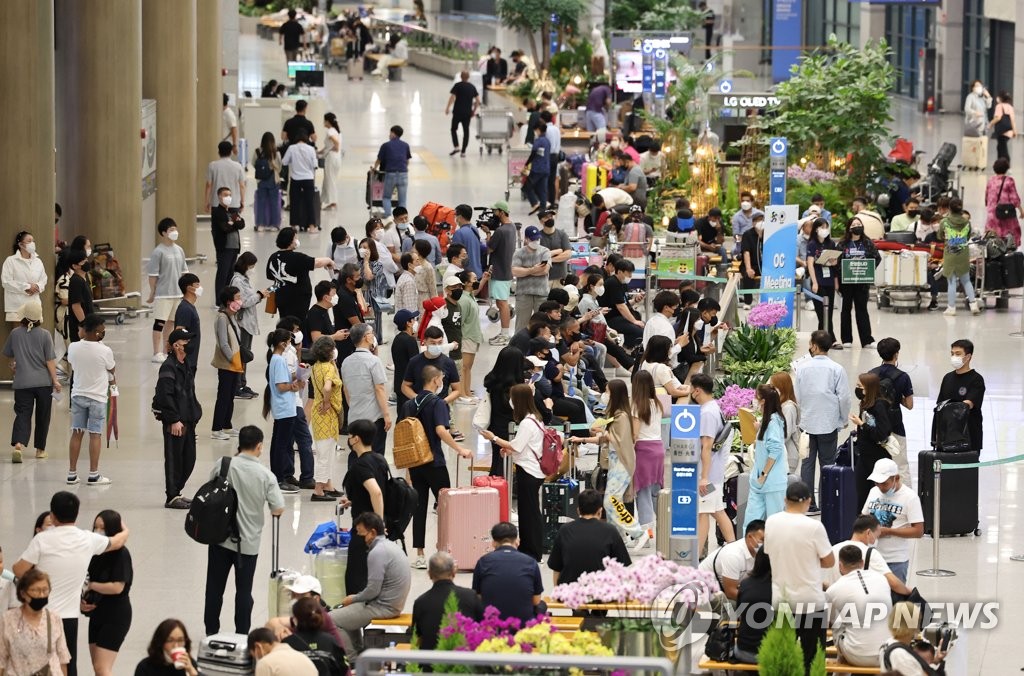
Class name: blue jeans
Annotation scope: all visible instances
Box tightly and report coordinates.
[525,173,549,211]
[947,271,976,307]
[382,171,408,215]
[800,430,839,510]
[888,560,909,583]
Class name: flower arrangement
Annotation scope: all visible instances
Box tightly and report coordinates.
[718,383,756,419]
[549,554,719,609]
[746,301,789,329]
[787,162,835,183]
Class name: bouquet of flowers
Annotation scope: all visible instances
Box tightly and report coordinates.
[549,554,719,609]
[746,301,790,329]
[718,383,756,419]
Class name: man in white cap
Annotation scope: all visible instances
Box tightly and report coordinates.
[861,458,923,583]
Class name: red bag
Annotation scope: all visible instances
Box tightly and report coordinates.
[888,138,914,164]
[472,476,510,522]
[528,418,565,478]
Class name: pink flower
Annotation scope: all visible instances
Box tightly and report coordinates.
[718,384,755,418]
[747,301,789,328]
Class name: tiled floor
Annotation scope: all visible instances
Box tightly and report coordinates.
[1,27,1023,675]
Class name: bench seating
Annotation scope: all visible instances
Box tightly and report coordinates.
[364,52,407,80]
[698,658,880,674]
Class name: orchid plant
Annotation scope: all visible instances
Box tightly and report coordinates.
[550,555,719,609]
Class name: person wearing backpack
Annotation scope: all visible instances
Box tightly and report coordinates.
[254,133,282,233]
[407,365,473,569]
[935,338,985,453]
[153,329,203,509]
[880,601,947,675]
[691,374,736,557]
[202,426,285,636]
[338,420,388,597]
[283,597,347,676]
[870,338,915,486]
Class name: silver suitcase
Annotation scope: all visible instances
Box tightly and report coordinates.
[197,633,253,675]
[655,488,671,558]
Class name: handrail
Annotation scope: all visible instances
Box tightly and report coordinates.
[355,649,676,676]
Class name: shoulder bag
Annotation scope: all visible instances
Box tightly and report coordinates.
[28,609,54,676]
[995,176,1017,220]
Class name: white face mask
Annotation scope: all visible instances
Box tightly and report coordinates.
[973,85,984,95]
[293,238,300,249]
[740,201,752,211]
[595,285,605,297]
[435,307,448,320]
[221,196,232,206]
[85,247,93,257]
[414,265,423,273]
[359,248,369,258]
[434,382,445,395]
[547,336,556,345]
[24,242,36,255]
[527,240,539,250]
[293,330,303,344]
[508,398,515,409]
[754,223,764,233]
[168,230,180,241]
[426,344,442,357]
[372,230,383,241]
[330,294,339,306]
[331,350,338,361]
[950,355,965,369]
[411,320,419,334]
[549,347,559,362]
[194,285,204,298]
[817,227,830,239]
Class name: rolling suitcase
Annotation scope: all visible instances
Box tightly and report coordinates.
[961,136,988,170]
[437,483,500,570]
[1003,251,1024,288]
[821,438,857,545]
[347,56,363,80]
[312,189,322,229]
[542,478,580,553]
[655,487,672,558]
[983,258,1005,290]
[268,515,300,619]
[918,450,980,536]
[197,633,253,675]
[472,475,510,522]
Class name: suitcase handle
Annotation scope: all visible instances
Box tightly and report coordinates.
[271,514,281,573]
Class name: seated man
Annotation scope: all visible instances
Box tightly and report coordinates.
[548,489,631,585]
[823,514,913,597]
[472,522,544,623]
[248,627,318,675]
[412,551,483,650]
[825,545,892,668]
[329,513,411,660]
[698,519,764,606]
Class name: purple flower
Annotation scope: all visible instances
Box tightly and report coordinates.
[746,301,789,328]
[718,384,755,418]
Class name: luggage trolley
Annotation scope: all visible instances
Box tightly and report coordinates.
[506,145,531,201]
[476,108,514,155]
[875,249,930,313]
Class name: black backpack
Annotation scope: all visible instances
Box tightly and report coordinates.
[877,374,903,420]
[184,457,239,546]
[882,641,943,674]
[932,400,971,452]
[383,463,418,544]
[254,156,273,181]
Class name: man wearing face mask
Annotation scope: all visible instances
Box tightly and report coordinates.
[412,215,442,266]
[334,264,365,364]
[538,210,571,287]
[153,329,202,509]
[211,186,246,300]
[391,310,421,413]
[822,514,913,595]
[146,218,189,363]
[511,226,553,331]
[340,324,391,457]
[65,249,95,345]
[441,276,465,371]
[402,326,462,406]
[889,197,920,234]
[694,207,727,257]
[600,258,644,347]
[392,207,415,254]
[306,280,351,355]
[731,193,762,245]
[861,459,924,583]
[173,273,203,375]
[739,212,765,308]
[487,201,517,344]
[935,338,986,452]
[450,204,483,277]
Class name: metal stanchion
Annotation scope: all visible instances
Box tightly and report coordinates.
[918,458,956,577]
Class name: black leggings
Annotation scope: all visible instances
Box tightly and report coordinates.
[12,386,53,450]
[839,284,873,346]
[812,286,836,343]
[451,115,471,153]
[411,463,452,549]
[515,466,544,561]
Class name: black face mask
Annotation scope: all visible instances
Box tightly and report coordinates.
[28,597,49,611]
[471,281,480,290]
[907,209,920,217]
[450,289,464,301]
[850,226,864,236]
[354,279,364,289]
[855,386,865,400]
[80,262,92,273]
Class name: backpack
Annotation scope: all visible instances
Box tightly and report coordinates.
[419,202,456,254]
[620,221,646,258]
[288,634,345,676]
[931,400,971,452]
[383,463,418,543]
[254,156,273,181]
[392,394,437,470]
[711,413,733,452]
[528,417,565,477]
[184,457,239,546]
[877,371,904,421]
[882,641,941,675]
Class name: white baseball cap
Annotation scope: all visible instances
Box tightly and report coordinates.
[867,458,899,484]
[285,575,322,595]
[525,356,547,368]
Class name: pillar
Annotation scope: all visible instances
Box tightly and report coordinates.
[936,0,965,112]
[143,0,198,249]
[0,1,55,379]
[55,0,143,296]
[858,3,887,50]
[196,0,224,214]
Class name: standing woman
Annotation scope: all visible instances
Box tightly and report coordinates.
[264,328,301,492]
[230,252,270,398]
[806,217,840,347]
[0,569,71,674]
[989,91,1017,163]
[939,198,981,316]
[630,370,665,533]
[482,346,526,476]
[254,132,282,233]
[836,217,880,348]
[963,80,992,140]
[482,383,547,560]
[768,371,801,473]
[320,113,343,210]
[3,300,60,463]
[309,336,343,501]
[3,231,47,323]
[984,158,1024,247]
[281,129,320,233]
[211,287,245,440]
[358,236,388,341]
[744,385,789,529]
[266,226,334,325]
[849,373,893,508]
[82,510,133,676]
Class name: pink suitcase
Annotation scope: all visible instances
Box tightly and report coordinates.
[436,486,499,570]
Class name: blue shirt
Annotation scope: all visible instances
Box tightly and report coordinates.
[268,354,295,420]
[801,207,833,225]
[413,231,442,265]
[451,223,483,277]
[794,355,851,435]
[528,137,551,176]
[377,138,412,173]
[472,545,543,622]
[752,413,788,493]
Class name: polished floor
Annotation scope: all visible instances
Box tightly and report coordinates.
[1,27,1023,675]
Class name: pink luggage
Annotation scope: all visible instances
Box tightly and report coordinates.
[437,486,499,570]
[472,476,510,522]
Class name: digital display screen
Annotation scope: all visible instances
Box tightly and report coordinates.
[615,51,676,94]
[287,61,319,78]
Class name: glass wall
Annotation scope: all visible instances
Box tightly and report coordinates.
[805,0,861,47]
[885,5,934,98]
[962,0,989,98]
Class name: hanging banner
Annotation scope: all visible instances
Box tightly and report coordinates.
[771,0,803,83]
[762,205,799,327]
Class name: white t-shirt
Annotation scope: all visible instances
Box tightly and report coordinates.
[0,577,17,610]
[763,511,833,611]
[862,485,924,563]
[823,541,892,587]
[19,526,109,618]
[641,361,682,394]
[596,187,633,208]
[699,399,727,485]
[632,402,662,441]
[222,107,237,141]
[66,340,115,403]
[642,313,676,348]
[826,568,892,665]
[699,538,754,584]
[509,414,546,479]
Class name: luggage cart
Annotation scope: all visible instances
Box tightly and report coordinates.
[476,109,514,155]
[365,169,386,216]
[875,249,929,313]
[506,145,531,201]
[93,293,152,325]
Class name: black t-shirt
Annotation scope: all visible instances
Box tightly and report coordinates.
[267,250,315,318]
[345,451,389,517]
[600,275,630,320]
[283,630,347,676]
[407,393,451,465]
[869,363,914,437]
[508,328,531,355]
[740,229,763,276]
[67,273,95,339]
[736,574,773,654]
[441,299,462,360]
[173,300,201,372]
[391,332,420,397]
[936,368,986,450]
[306,303,335,341]
[282,114,316,145]
[134,658,180,676]
[695,217,721,245]
[806,237,838,289]
[403,353,460,398]
[450,81,479,118]
[279,20,305,51]
[86,548,133,616]
[547,518,631,585]
[333,288,362,362]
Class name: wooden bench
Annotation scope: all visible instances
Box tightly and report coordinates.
[364,52,407,80]
[698,658,880,674]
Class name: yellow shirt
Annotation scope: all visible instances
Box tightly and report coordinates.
[310,360,342,441]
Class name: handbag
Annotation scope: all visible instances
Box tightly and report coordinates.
[265,290,277,315]
[993,107,1013,137]
[994,176,1016,220]
[29,610,54,676]
[882,435,903,458]
[472,392,492,431]
[704,619,737,662]
[798,431,810,460]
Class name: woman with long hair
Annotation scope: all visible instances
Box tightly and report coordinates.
[0,569,71,675]
[320,113,343,210]
[134,618,198,675]
[283,597,346,675]
[733,549,772,664]
[673,306,704,384]
[569,379,643,541]
[2,230,47,323]
[482,346,526,476]
[481,383,547,560]
[639,334,690,401]
[744,385,788,529]
[630,370,665,534]
[211,286,244,440]
[82,510,133,676]
[309,336,342,501]
[229,252,270,398]
[806,216,840,346]
[850,372,893,507]
[836,217,880,348]
[254,131,282,232]
[264,328,302,493]
[768,372,800,473]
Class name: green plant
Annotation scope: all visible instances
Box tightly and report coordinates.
[722,325,796,367]
[785,179,854,227]
[609,0,702,31]
[756,611,804,675]
[495,0,585,71]
[549,38,592,89]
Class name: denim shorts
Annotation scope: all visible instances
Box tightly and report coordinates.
[71,396,106,435]
[489,280,512,301]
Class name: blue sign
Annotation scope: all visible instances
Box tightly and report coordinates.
[771,0,803,83]
[671,463,698,537]
[761,205,799,327]
[670,404,700,440]
[769,137,788,206]
[719,79,733,93]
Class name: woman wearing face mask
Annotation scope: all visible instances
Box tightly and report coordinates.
[365,218,400,287]
[65,249,95,344]
[412,239,437,309]
[263,328,304,493]
[309,336,343,502]
[739,213,765,308]
[0,569,71,675]
[482,346,527,476]
[266,227,335,325]
[3,299,59,463]
[81,509,133,676]
[359,234,389,342]
[674,306,705,385]
[806,217,840,347]
[836,218,880,348]
[134,618,199,676]
[230,252,270,398]
[984,157,1023,247]
[938,198,981,316]
[744,385,789,529]
[963,80,992,141]
[211,287,246,441]
[254,131,282,233]
[849,373,893,508]
[393,253,419,314]
[3,231,47,324]
[768,371,801,473]
[320,113,343,210]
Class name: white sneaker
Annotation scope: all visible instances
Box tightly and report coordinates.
[211,431,230,440]
[943,307,957,317]
[970,301,981,315]
[458,396,480,405]
[842,342,853,348]
[863,342,876,349]
[151,353,166,363]
[224,428,240,437]
[413,556,427,570]
[86,475,112,486]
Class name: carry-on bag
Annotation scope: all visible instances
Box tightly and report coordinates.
[821,437,857,545]
[347,57,363,80]
[1003,251,1024,288]
[931,401,971,453]
[437,457,500,570]
[961,136,988,170]
[197,633,253,675]
[268,515,299,619]
[918,450,980,536]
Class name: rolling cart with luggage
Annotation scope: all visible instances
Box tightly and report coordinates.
[365,169,386,215]
[476,109,515,155]
[506,145,531,201]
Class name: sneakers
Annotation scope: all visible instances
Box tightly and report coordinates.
[151,352,167,363]
[458,396,480,405]
[943,306,957,317]
[11,448,22,464]
[970,301,981,315]
[224,429,241,437]
[863,342,876,350]
[842,342,853,348]
[632,529,652,551]
[299,480,317,490]
[807,507,821,516]
[831,342,844,350]
[413,556,428,570]
[234,389,257,400]
[211,430,230,441]
[87,475,112,486]
[35,450,47,459]
[927,298,939,311]
[488,334,510,346]
[278,482,299,494]
[66,473,79,485]
[165,496,191,510]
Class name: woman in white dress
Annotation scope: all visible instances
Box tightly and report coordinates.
[1,231,47,322]
[320,112,342,210]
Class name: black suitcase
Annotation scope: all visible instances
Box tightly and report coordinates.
[984,259,1006,290]
[1004,251,1024,288]
[918,450,980,537]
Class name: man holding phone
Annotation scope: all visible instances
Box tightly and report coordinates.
[510,226,552,331]
[211,186,245,300]
[691,373,735,557]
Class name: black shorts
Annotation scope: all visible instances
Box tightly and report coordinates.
[88,606,132,651]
